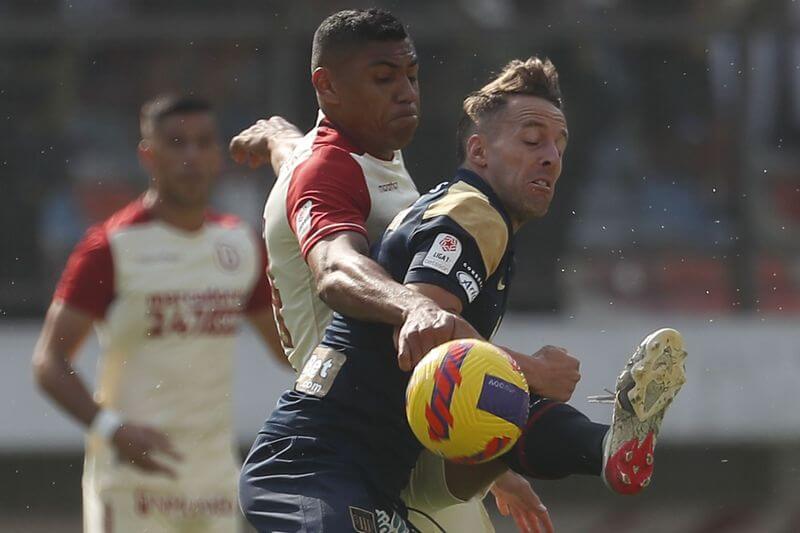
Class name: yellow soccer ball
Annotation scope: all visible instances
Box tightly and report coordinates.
[405,339,529,464]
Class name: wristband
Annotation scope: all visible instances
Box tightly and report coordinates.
[90,409,123,442]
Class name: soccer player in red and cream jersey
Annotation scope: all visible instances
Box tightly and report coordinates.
[32,95,285,533]
[230,9,566,533]
[261,110,419,369]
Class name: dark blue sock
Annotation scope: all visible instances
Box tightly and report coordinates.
[503,396,608,479]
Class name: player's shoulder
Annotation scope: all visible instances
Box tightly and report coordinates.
[82,197,153,250]
[421,177,510,275]
[294,143,363,181]
[286,141,369,209]
[205,211,264,253]
[103,197,153,232]
[289,119,365,184]
[423,179,509,242]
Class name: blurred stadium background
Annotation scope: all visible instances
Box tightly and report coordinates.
[2,0,800,531]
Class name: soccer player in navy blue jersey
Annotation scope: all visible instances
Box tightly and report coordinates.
[240,53,685,533]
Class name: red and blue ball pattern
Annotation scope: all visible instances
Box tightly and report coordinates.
[406,339,530,463]
[425,341,472,442]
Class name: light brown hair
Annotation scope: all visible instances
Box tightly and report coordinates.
[456,57,563,162]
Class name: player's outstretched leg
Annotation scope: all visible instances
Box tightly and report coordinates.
[502,396,607,480]
[592,327,688,495]
[502,328,686,496]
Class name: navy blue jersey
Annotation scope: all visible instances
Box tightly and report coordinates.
[265,169,515,499]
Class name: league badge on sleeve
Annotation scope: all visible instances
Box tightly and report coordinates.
[295,200,313,239]
[422,233,461,275]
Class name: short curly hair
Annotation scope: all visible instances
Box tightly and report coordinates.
[456,57,563,162]
[311,8,408,71]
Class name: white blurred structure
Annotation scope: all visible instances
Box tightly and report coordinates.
[4,313,799,451]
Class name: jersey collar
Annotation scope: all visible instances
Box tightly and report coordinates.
[453,168,515,238]
[315,110,404,165]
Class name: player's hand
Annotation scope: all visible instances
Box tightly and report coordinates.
[111,423,183,478]
[229,116,302,170]
[491,471,554,533]
[395,303,480,371]
[523,346,581,402]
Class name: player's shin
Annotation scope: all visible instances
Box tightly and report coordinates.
[502,396,607,479]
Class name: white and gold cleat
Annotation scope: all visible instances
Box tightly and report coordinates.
[589,328,687,495]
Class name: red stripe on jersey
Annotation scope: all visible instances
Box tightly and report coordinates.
[205,210,241,228]
[286,124,371,260]
[53,198,152,319]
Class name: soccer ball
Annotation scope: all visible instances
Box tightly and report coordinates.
[405,339,530,464]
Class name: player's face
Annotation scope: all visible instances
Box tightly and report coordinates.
[143,112,222,208]
[333,39,420,157]
[482,95,567,227]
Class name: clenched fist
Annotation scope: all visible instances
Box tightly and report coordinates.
[514,345,580,402]
[229,116,302,171]
[530,345,581,401]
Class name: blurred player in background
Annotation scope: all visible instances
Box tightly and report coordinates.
[237,53,686,532]
[32,95,285,533]
[231,9,574,533]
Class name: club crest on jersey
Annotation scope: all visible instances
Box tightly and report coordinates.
[422,233,461,275]
[295,200,313,238]
[214,243,240,272]
[456,270,480,302]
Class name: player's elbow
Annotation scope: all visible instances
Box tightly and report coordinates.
[31,351,52,390]
[31,348,62,394]
[309,236,368,306]
[315,264,344,305]
[313,255,355,306]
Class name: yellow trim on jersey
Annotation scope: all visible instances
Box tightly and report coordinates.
[422,181,508,277]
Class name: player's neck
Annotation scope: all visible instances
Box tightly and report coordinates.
[324,114,394,161]
[359,140,394,161]
[143,190,207,232]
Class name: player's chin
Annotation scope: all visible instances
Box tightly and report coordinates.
[387,121,418,149]
[175,187,212,208]
[525,201,551,219]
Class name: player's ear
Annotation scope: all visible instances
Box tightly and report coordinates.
[312,67,340,106]
[466,134,487,168]
[138,139,154,169]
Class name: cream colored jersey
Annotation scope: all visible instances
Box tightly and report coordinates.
[260,115,494,532]
[54,198,270,527]
[263,112,418,370]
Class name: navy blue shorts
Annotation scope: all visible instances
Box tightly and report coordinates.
[239,432,414,533]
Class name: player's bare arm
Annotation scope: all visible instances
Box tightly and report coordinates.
[246,309,293,368]
[32,300,98,428]
[229,116,303,172]
[33,300,182,477]
[306,231,479,368]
